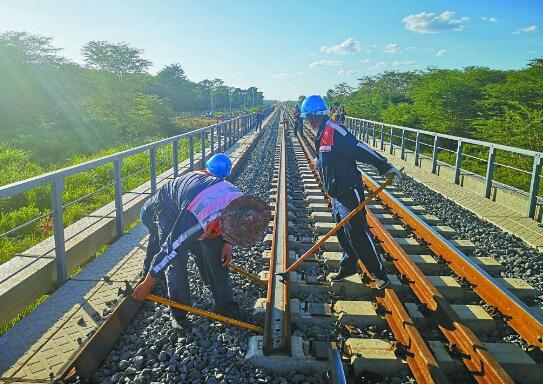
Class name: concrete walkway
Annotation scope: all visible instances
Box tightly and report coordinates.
[378,147,543,252]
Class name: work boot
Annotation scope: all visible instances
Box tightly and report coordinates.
[170,314,191,331]
[330,269,357,282]
[370,271,390,290]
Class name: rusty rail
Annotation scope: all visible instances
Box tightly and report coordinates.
[263,110,291,355]
[363,172,543,351]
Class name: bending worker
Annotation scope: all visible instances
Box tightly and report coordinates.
[301,95,401,289]
[133,153,270,327]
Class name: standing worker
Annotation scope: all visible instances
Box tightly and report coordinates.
[293,104,303,136]
[133,153,270,327]
[301,95,401,289]
[256,108,263,131]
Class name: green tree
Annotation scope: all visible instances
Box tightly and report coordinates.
[82,41,152,75]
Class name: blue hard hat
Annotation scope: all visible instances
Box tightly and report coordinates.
[300,95,328,117]
[206,153,232,178]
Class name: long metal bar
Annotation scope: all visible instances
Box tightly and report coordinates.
[146,294,263,333]
[210,127,215,155]
[263,116,290,355]
[414,131,421,166]
[363,171,543,351]
[189,135,194,171]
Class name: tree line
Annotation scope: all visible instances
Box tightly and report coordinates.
[0,31,265,167]
[318,61,543,193]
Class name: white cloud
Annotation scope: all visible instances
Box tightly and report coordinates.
[272,72,303,79]
[402,11,470,33]
[383,43,400,54]
[321,37,363,55]
[309,59,343,68]
[513,25,539,34]
[482,16,498,23]
[272,73,291,79]
[370,61,387,70]
[391,60,417,67]
[436,49,447,57]
[361,58,372,64]
[337,69,360,76]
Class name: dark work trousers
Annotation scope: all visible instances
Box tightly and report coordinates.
[332,186,384,275]
[294,118,302,136]
[140,197,234,319]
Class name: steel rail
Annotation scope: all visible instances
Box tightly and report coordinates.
[263,110,291,355]
[364,210,513,383]
[362,171,543,351]
[53,108,279,382]
[287,108,448,383]
[294,113,508,383]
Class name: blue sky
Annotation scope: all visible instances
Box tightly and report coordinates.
[0,0,541,100]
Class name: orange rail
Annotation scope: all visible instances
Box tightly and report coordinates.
[364,174,543,351]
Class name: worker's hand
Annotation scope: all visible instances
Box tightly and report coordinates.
[384,167,402,185]
[221,242,233,267]
[132,274,156,301]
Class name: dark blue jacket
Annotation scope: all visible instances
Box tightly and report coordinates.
[315,118,391,198]
[148,172,242,277]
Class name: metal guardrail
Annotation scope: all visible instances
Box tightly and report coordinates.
[0,107,274,287]
[345,116,543,220]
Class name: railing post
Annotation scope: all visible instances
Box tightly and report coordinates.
[210,127,215,155]
[453,140,463,184]
[189,135,194,171]
[201,131,206,168]
[389,127,394,155]
[380,124,385,150]
[372,123,377,147]
[50,177,67,287]
[527,154,542,218]
[414,132,421,166]
[484,146,496,199]
[113,158,124,238]
[431,136,439,174]
[228,121,232,147]
[217,125,222,152]
[173,140,179,178]
[400,129,406,160]
[150,147,157,194]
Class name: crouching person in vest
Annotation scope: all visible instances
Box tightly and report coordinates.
[133,153,270,328]
[301,96,402,289]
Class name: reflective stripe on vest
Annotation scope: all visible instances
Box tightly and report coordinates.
[187,181,243,230]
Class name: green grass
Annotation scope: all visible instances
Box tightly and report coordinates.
[0,294,49,336]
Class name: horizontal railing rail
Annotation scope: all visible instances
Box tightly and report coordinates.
[345,116,543,220]
[0,107,274,287]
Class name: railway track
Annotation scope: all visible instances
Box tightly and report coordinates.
[280,106,543,383]
[45,104,543,383]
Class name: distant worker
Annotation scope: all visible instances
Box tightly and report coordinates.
[301,95,401,289]
[256,108,263,131]
[293,104,303,136]
[133,153,270,327]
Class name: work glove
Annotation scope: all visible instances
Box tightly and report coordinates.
[384,167,402,185]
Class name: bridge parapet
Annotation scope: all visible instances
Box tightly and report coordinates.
[345,117,543,222]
